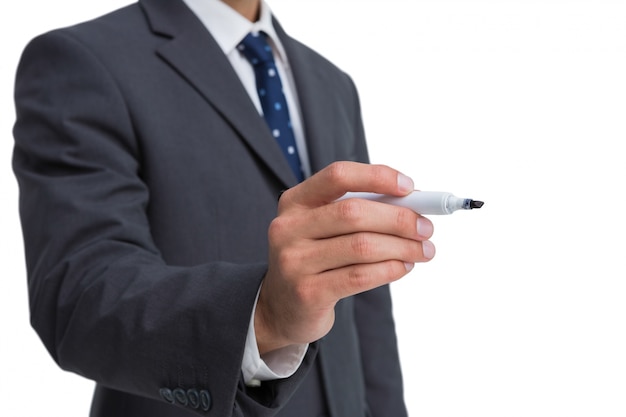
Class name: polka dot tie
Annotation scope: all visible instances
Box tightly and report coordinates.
[238,32,304,182]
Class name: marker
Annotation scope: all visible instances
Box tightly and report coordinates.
[336,191,484,215]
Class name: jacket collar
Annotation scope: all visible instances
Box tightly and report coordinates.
[140,0,298,187]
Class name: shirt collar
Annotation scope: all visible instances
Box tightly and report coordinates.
[182,0,288,64]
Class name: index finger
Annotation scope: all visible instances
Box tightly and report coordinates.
[280,161,414,210]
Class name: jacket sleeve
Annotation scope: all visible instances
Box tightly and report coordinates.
[12,30,315,417]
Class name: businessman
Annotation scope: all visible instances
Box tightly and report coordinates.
[13,0,435,416]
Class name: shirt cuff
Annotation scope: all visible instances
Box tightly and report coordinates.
[242,286,308,387]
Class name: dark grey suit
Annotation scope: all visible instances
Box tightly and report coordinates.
[12,0,408,416]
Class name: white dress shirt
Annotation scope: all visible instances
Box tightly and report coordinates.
[181,0,309,387]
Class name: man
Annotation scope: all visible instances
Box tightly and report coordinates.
[13,0,435,415]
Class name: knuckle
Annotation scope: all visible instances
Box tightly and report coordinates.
[292,279,315,305]
[407,241,424,261]
[394,239,420,261]
[276,246,301,276]
[268,217,287,241]
[347,265,371,289]
[346,261,406,293]
[395,207,414,233]
[369,164,391,188]
[385,261,406,282]
[350,233,374,258]
[374,260,406,285]
[337,199,364,224]
[325,161,350,186]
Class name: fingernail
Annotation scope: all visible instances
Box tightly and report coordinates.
[416,217,434,238]
[422,241,436,259]
[397,173,414,194]
[404,262,415,272]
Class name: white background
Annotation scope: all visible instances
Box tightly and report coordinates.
[2,1,625,416]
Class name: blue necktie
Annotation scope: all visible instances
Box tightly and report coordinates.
[238,32,304,182]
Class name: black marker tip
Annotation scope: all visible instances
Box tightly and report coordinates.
[470,200,484,209]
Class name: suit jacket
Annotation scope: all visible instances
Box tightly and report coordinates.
[12,0,408,416]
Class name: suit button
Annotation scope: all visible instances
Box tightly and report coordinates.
[173,388,188,406]
[187,389,200,409]
[159,388,175,404]
[200,390,212,411]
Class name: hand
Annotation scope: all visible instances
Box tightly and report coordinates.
[255,162,435,354]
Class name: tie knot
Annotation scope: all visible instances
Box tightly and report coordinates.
[238,32,274,66]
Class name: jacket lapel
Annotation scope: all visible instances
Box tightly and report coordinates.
[273,20,339,175]
[140,0,299,188]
